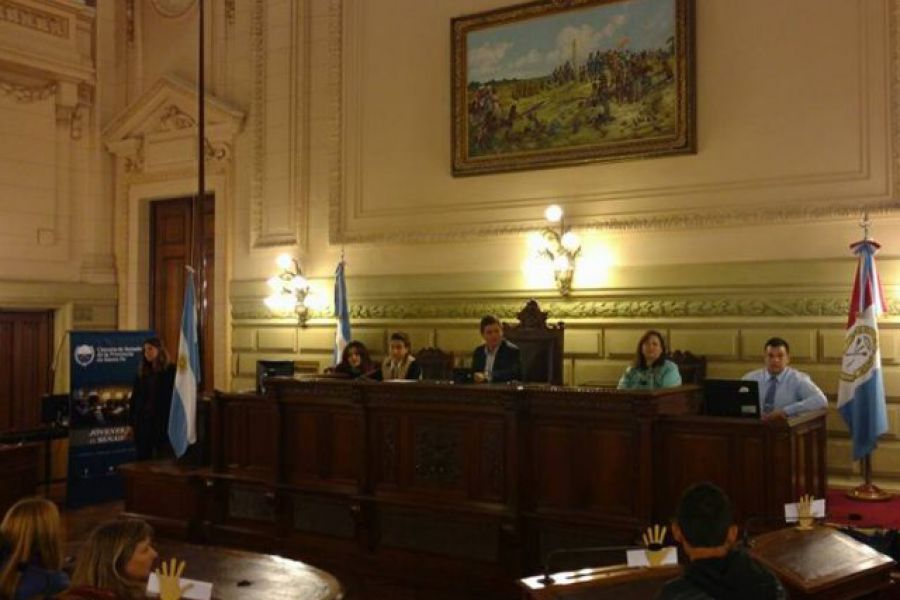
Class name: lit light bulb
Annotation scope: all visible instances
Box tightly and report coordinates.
[527,231,548,253]
[544,204,563,223]
[291,275,307,290]
[275,253,294,270]
[561,231,580,252]
[553,255,570,272]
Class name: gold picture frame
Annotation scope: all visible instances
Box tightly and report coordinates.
[451,0,695,176]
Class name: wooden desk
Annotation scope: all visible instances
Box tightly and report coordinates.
[519,564,680,599]
[0,443,39,515]
[120,380,826,598]
[750,526,895,599]
[67,539,342,600]
[153,539,342,600]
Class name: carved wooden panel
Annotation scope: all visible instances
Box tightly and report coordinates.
[378,507,500,561]
[412,419,463,488]
[227,485,276,522]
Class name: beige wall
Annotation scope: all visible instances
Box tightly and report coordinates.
[3,0,900,488]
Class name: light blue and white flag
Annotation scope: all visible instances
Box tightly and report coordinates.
[169,269,201,458]
[334,260,351,365]
[837,239,888,461]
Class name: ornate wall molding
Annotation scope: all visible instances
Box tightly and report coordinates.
[158,104,195,130]
[148,0,196,19]
[231,293,891,321]
[0,0,68,37]
[249,0,267,245]
[0,80,56,103]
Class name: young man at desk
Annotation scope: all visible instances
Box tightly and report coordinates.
[472,315,522,383]
[659,482,786,600]
[742,337,827,422]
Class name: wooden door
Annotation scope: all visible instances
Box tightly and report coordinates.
[150,196,214,392]
[0,311,52,432]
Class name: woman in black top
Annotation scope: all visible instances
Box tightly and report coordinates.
[130,337,176,460]
[333,341,377,379]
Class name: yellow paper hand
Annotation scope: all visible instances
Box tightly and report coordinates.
[156,557,191,600]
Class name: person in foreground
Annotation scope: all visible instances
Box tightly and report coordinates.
[617,330,682,390]
[57,519,162,600]
[657,482,786,600]
[333,340,377,379]
[472,315,522,383]
[0,497,69,600]
[373,332,422,381]
[130,337,177,460]
[742,337,827,421]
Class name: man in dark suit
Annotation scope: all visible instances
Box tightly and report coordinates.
[472,315,522,383]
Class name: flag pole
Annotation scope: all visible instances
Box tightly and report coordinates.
[845,212,891,502]
[194,0,205,392]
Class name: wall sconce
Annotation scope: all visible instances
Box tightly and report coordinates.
[531,204,581,296]
[264,253,313,324]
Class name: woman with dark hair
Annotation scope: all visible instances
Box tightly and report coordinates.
[57,519,164,599]
[333,341,377,379]
[617,329,682,390]
[130,337,176,460]
[0,497,68,600]
[373,332,422,381]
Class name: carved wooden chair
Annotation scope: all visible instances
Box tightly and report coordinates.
[669,350,707,385]
[415,347,455,381]
[502,299,565,385]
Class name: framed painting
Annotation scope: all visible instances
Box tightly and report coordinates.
[451,0,695,176]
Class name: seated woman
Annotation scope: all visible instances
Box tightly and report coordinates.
[333,341,377,379]
[57,519,161,600]
[617,329,682,390]
[0,497,69,600]
[373,332,422,381]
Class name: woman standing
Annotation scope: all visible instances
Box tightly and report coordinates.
[130,337,176,460]
[617,330,682,390]
[0,498,69,600]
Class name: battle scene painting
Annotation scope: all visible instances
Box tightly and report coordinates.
[451,0,694,176]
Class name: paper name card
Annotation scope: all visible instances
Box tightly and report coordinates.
[626,547,678,567]
[147,573,213,600]
[784,498,825,522]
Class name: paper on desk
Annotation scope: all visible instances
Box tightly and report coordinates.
[147,572,213,600]
[784,498,826,522]
[626,547,678,567]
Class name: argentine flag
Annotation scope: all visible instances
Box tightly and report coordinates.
[837,240,888,461]
[169,270,201,458]
[334,260,351,365]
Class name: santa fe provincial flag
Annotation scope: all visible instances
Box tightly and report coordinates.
[334,260,351,365]
[169,270,201,458]
[837,240,888,461]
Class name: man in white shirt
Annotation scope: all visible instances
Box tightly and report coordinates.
[742,337,827,421]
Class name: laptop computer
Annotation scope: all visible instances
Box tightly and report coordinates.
[452,368,474,384]
[703,379,761,418]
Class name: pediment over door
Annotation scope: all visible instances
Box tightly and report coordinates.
[103,75,245,175]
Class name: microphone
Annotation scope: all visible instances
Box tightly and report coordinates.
[540,545,642,585]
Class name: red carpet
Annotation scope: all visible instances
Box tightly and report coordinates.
[826,489,900,529]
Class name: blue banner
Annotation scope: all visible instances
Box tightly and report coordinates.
[67,330,152,507]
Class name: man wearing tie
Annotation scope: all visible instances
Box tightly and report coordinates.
[742,337,827,421]
[472,315,522,383]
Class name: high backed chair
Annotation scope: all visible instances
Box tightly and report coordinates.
[415,347,455,380]
[502,299,565,385]
[669,350,707,385]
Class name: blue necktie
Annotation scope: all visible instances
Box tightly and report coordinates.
[763,376,778,414]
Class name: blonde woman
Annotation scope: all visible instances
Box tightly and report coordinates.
[58,519,159,600]
[0,497,69,600]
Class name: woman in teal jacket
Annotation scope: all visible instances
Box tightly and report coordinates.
[617,329,682,390]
